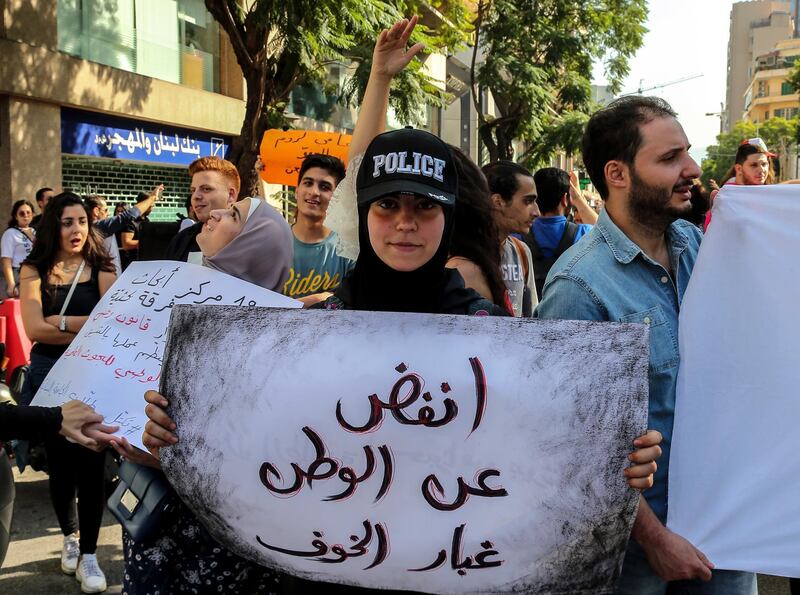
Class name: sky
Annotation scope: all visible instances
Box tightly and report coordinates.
[593,0,739,163]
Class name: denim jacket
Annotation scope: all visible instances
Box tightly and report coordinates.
[535,208,702,522]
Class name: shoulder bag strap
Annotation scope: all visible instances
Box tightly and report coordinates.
[59,260,86,318]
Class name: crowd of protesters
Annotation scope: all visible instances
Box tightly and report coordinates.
[0,15,797,595]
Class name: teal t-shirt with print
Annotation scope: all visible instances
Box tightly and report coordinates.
[283,231,355,298]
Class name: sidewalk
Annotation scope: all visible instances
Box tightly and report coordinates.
[0,468,123,594]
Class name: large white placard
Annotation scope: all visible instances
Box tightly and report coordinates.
[160,306,649,594]
[668,184,800,577]
[30,261,300,450]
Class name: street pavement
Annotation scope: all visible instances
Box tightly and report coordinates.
[0,468,792,594]
[0,468,123,594]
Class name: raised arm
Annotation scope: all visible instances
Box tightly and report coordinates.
[569,172,599,225]
[348,17,425,160]
[95,185,162,236]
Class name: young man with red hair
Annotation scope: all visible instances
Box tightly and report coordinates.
[166,157,239,262]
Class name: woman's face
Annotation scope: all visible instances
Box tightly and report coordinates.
[15,204,33,228]
[367,194,445,272]
[197,198,250,258]
[114,205,126,216]
[59,205,89,255]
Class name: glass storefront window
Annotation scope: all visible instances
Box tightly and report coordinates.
[57,0,220,93]
[289,64,356,130]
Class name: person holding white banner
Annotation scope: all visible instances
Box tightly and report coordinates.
[19,191,118,593]
[536,97,756,595]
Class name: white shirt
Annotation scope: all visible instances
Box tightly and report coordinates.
[0,227,34,268]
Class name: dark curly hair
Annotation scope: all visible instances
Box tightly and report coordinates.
[448,147,510,312]
[7,200,35,230]
[23,192,116,282]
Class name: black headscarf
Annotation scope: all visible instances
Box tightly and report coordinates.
[333,197,481,314]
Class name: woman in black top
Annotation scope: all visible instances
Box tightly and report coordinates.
[19,192,116,592]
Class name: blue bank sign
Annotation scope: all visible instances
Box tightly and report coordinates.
[61,108,232,166]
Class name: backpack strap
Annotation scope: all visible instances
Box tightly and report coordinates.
[523,230,543,260]
[553,221,579,259]
[526,221,579,299]
[509,236,530,284]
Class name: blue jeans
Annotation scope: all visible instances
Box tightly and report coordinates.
[615,539,758,595]
[19,351,58,406]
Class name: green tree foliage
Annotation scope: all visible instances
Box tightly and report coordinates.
[522,110,590,169]
[789,59,800,95]
[205,0,468,194]
[702,117,799,184]
[471,0,647,163]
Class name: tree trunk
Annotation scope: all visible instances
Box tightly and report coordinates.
[229,71,272,199]
[479,123,500,164]
[479,122,515,163]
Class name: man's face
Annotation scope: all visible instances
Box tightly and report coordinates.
[190,171,236,223]
[494,174,539,234]
[38,190,54,210]
[295,167,337,221]
[626,117,700,227]
[735,153,769,185]
[93,200,108,222]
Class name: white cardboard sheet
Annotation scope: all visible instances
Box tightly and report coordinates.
[668,184,800,577]
[160,307,649,594]
[30,261,299,450]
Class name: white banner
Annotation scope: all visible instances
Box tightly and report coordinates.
[160,306,649,594]
[30,261,300,450]
[668,184,800,577]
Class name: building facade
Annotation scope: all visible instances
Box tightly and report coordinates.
[1,1,496,226]
[725,1,793,131]
[0,0,251,221]
[743,37,800,123]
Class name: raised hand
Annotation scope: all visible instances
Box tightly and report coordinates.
[371,16,425,79]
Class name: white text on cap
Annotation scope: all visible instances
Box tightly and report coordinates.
[372,152,446,183]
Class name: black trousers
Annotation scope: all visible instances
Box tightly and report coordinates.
[790,579,800,595]
[44,435,106,554]
[27,351,106,555]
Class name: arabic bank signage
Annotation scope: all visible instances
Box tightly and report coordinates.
[61,108,232,166]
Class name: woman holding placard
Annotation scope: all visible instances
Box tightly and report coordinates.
[19,191,117,593]
[97,195,293,595]
[140,20,663,595]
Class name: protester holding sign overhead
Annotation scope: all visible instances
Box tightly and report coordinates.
[19,192,117,593]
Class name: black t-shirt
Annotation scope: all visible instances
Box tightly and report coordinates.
[164,221,202,262]
[32,267,101,359]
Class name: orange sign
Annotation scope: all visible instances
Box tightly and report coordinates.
[259,129,351,187]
